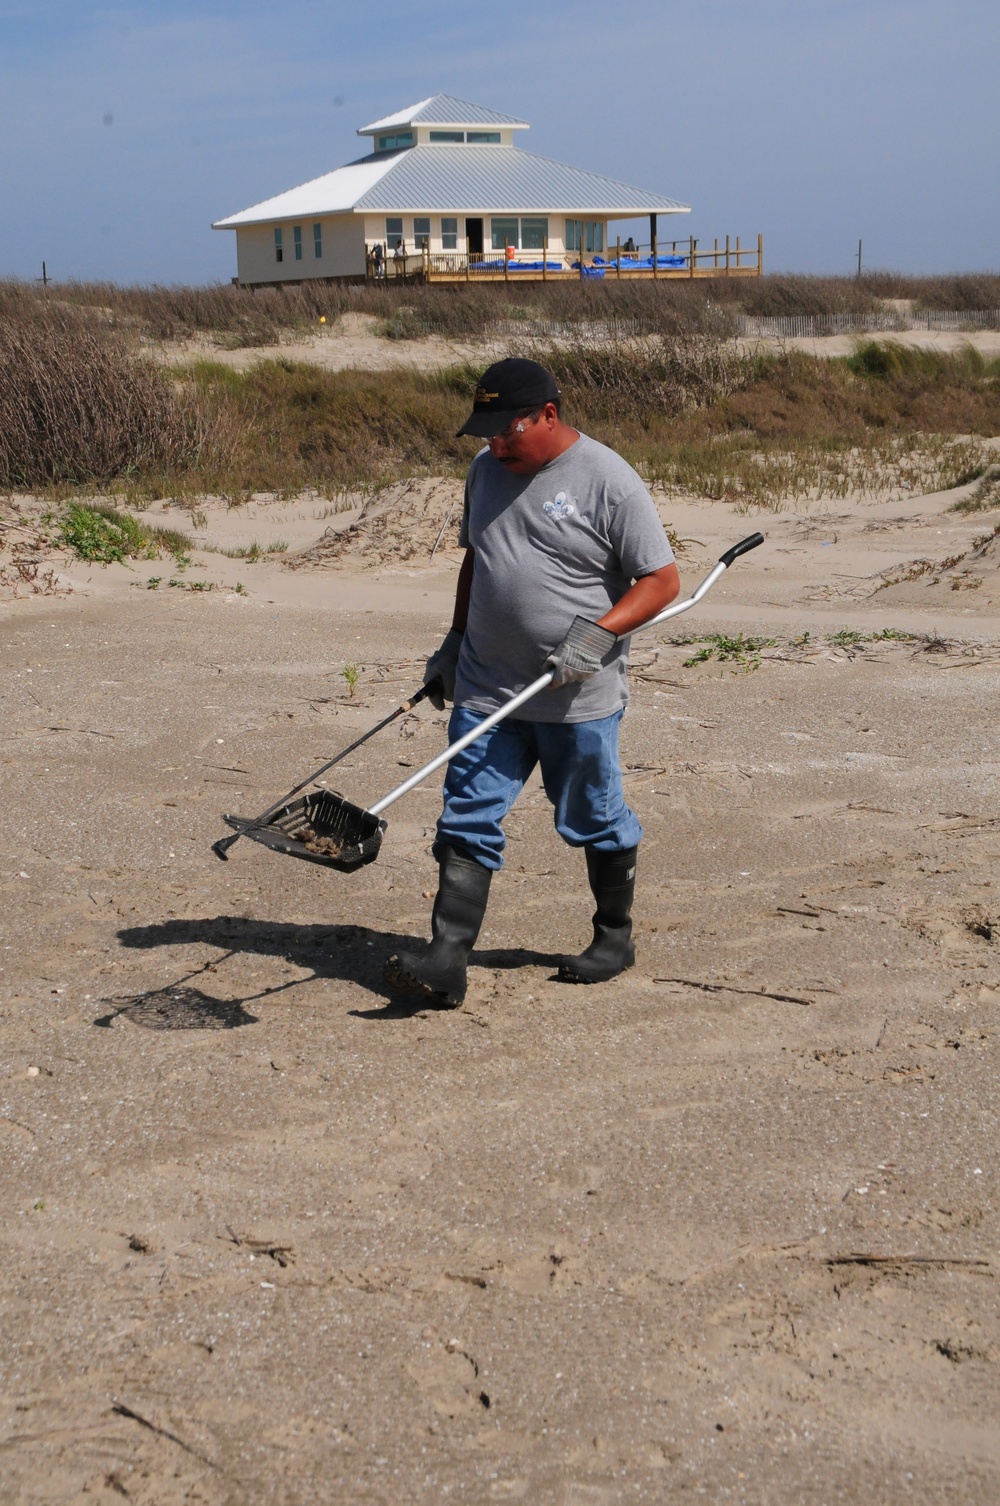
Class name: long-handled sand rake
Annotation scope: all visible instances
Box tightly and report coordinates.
[212,679,441,863]
[214,533,764,873]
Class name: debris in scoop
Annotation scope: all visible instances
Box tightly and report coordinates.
[292,824,345,858]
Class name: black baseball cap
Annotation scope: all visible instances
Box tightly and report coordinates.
[456,358,561,438]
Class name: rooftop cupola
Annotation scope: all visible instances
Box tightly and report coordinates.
[358,95,529,152]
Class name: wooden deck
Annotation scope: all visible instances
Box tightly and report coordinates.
[367,235,763,285]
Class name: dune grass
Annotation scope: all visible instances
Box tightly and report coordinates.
[950,465,1000,514]
[138,339,1000,511]
[4,271,1000,350]
[0,302,200,488]
[3,286,999,514]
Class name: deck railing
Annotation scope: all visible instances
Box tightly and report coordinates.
[364,235,763,284]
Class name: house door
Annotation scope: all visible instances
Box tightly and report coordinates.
[465,217,483,255]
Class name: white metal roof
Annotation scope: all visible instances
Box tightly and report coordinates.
[213,145,689,228]
[358,94,529,134]
[212,155,398,228]
[356,145,689,215]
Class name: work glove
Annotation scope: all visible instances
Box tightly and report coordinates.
[424,628,464,709]
[546,616,617,688]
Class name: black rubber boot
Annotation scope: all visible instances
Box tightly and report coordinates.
[384,846,492,1006]
[558,845,638,984]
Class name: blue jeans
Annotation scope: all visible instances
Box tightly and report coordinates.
[435,707,643,871]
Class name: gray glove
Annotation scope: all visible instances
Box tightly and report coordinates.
[424,628,464,709]
[546,616,617,688]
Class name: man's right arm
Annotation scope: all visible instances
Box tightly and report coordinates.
[451,547,475,632]
[424,548,475,707]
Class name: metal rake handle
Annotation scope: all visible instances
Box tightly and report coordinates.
[368,533,765,818]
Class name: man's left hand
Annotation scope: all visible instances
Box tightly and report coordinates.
[546,616,617,687]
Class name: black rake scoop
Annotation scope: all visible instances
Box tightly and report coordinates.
[212,679,440,870]
[214,532,765,874]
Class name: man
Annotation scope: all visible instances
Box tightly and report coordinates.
[384,358,679,1006]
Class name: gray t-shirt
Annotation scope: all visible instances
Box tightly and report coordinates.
[455,432,675,723]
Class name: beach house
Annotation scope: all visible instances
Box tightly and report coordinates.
[212,94,755,286]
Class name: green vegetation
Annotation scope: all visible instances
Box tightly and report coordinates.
[683,632,776,670]
[215,537,290,560]
[826,627,915,646]
[678,625,917,670]
[951,465,1000,514]
[56,502,191,566]
[342,663,361,697]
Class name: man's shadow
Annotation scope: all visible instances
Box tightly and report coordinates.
[115,916,556,1022]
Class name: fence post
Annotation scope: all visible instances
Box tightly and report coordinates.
[714,238,719,270]
[465,237,470,283]
[652,233,657,280]
[689,236,695,278]
[543,237,548,282]
[736,236,741,271]
[616,236,621,279]
[758,232,763,276]
[725,234,731,277]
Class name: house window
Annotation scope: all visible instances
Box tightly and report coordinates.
[491,218,548,252]
[520,217,548,251]
[293,225,303,261]
[385,217,404,250]
[274,227,283,263]
[429,131,464,143]
[376,131,413,151]
[414,216,430,250]
[467,131,501,144]
[441,217,458,251]
[566,219,604,254]
[491,216,519,251]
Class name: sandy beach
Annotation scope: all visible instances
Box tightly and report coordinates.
[3,427,1000,1503]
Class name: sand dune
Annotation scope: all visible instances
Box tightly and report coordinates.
[2,471,1000,1503]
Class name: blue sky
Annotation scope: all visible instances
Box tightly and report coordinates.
[1,0,996,285]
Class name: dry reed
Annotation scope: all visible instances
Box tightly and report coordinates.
[0,304,198,488]
[5,271,1000,351]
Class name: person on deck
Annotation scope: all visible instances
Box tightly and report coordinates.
[384,358,680,1006]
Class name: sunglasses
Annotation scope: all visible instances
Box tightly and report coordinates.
[488,413,541,446]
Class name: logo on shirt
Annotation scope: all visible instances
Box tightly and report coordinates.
[542,491,575,521]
